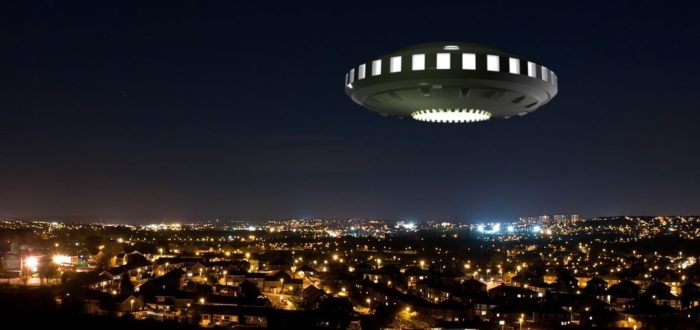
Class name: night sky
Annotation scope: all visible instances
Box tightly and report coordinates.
[1,1,699,223]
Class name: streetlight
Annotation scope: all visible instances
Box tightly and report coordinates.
[366,298,371,312]
[199,298,205,304]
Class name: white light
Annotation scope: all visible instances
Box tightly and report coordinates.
[436,53,451,69]
[247,226,256,231]
[541,66,549,81]
[390,56,402,73]
[509,57,520,74]
[26,256,38,271]
[53,255,71,264]
[412,54,425,71]
[358,64,366,80]
[477,225,485,232]
[372,59,382,76]
[528,61,536,77]
[462,53,476,70]
[443,45,460,50]
[532,225,542,233]
[507,225,515,232]
[487,55,500,72]
[411,109,491,123]
[349,68,355,83]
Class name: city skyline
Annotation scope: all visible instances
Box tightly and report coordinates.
[1,2,699,222]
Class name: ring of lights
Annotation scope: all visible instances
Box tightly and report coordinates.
[344,42,558,124]
[411,109,491,123]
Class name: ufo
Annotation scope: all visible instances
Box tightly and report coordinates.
[344,42,558,123]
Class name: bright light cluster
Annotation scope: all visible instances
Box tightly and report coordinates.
[53,255,72,265]
[411,109,491,123]
[477,223,501,234]
[25,256,38,272]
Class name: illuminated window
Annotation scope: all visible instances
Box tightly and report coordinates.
[462,53,476,70]
[436,53,450,69]
[372,59,382,76]
[349,68,355,83]
[487,55,500,72]
[358,64,366,80]
[412,54,425,71]
[390,56,402,73]
[541,66,549,81]
[345,73,348,85]
[528,61,536,77]
[509,57,520,74]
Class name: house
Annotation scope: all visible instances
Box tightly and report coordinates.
[510,271,549,294]
[488,284,539,305]
[585,277,608,295]
[263,271,302,294]
[461,278,487,294]
[139,268,186,292]
[415,277,453,303]
[606,280,640,311]
[244,272,267,289]
[490,303,570,326]
[403,266,429,289]
[269,258,292,272]
[302,285,329,309]
[428,299,474,322]
[643,282,681,309]
[681,282,700,309]
[144,290,196,320]
[115,294,141,314]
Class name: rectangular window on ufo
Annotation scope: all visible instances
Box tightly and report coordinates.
[372,60,382,76]
[412,54,425,71]
[541,67,549,81]
[358,64,366,80]
[436,53,450,69]
[487,55,500,72]
[509,57,520,74]
[528,61,536,77]
[349,68,355,83]
[390,56,402,73]
[462,53,476,70]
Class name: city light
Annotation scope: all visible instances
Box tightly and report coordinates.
[25,256,38,272]
[52,255,71,265]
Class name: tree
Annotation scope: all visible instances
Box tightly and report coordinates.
[37,255,57,285]
[120,273,135,294]
[239,280,262,300]
[96,251,113,270]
